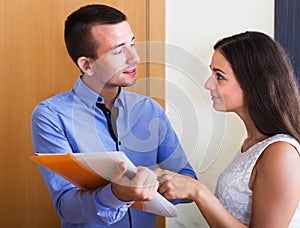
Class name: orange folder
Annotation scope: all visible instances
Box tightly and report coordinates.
[30,152,177,217]
[30,153,109,190]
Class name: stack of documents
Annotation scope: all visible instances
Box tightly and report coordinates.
[30,151,177,217]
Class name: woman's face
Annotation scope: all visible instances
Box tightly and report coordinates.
[205,50,245,113]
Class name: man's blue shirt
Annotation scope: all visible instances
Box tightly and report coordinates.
[31,77,196,227]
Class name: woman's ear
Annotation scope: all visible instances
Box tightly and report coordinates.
[77,57,94,76]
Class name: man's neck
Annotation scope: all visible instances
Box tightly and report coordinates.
[99,87,120,111]
[82,75,120,111]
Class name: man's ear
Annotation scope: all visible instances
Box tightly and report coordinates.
[77,57,94,76]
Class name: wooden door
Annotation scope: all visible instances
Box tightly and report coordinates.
[0,0,165,227]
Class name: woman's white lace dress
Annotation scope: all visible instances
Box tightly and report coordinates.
[215,134,300,227]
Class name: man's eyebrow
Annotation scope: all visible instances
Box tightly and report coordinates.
[111,36,135,50]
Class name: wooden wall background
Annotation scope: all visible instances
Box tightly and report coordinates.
[0,0,165,227]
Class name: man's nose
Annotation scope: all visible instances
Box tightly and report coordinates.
[126,46,140,65]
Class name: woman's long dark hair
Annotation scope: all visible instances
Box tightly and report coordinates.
[214,31,300,142]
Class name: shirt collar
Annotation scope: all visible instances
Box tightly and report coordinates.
[73,76,101,109]
[73,76,125,109]
[114,87,125,109]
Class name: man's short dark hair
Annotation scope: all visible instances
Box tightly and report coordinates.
[64,4,127,64]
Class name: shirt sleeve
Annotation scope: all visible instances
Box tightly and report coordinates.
[155,104,198,204]
[31,103,132,225]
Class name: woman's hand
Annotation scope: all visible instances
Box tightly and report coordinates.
[154,168,200,201]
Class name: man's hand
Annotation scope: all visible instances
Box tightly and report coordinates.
[111,161,159,202]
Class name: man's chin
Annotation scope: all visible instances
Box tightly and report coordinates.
[121,79,137,87]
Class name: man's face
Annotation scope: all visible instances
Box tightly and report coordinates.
[88,21,140,92]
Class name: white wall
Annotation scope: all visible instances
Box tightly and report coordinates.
[165,1,274,227]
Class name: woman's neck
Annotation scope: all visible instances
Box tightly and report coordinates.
[238,111,269,152]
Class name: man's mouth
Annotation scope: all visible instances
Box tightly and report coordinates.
[123,68,136,75]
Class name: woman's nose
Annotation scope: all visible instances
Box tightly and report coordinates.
[204,76,215,90]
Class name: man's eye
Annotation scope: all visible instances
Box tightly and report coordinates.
[112,47,124,55]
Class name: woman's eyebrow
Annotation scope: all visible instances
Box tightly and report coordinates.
[209,65,226,74]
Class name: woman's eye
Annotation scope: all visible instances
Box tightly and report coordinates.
[216,73,224,80]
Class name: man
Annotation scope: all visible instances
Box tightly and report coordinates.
[31,4,196,227]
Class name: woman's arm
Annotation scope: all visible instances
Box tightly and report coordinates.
[250,141,300,227]
[155,169,246,228]
[155,141,300,228]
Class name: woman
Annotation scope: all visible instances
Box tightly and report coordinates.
[155,31,300,227]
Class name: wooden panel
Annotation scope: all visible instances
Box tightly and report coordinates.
[148,0,166,109]
[0,0,147,227]
[148,0,166,227]
[0,0,166,227]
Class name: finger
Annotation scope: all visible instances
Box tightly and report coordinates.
[133,167,158,188]
[154,168,168,183]
[146,176,159,190]
[110,161,128,182]
[133,167,152,186]
[158,172,175,185]
[153,167,163,177]
[157,182,170,197]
